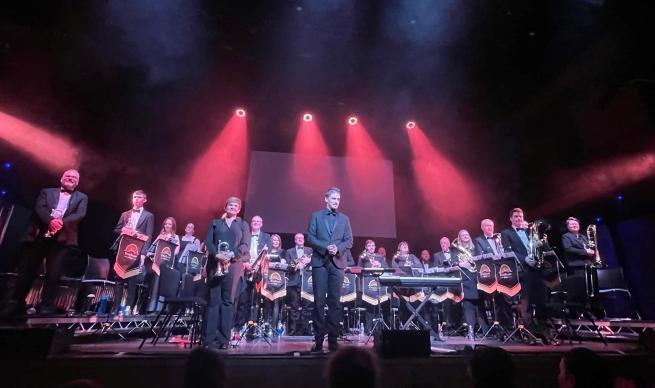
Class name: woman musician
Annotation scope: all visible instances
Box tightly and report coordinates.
[261,234,286,332]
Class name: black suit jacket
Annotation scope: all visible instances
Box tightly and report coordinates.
[204,217,251,274]
[473,236,500,255]
[23,187,88,246]
[111,208,155,255]
[433,251,453,267]
[561,232,591,267]
[501,227,529,270]
[285,246,313,287]
[306,208,353,269]
[250,231,272,256]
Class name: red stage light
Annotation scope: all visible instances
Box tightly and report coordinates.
[406,121,416,129]
[235,108,246,118]
[303,113,313,122]
[347,116,358,126]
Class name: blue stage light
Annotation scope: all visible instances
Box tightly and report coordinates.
[615,193,624,201]
[595,216,603,223]
[2,162,11,170]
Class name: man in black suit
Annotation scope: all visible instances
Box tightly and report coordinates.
[285,232,313,335]
[4,169,88,316]
[111,189,155,315]
[561,217,595,275]
[307,187,353,352]
[433,237,461,328]
[473,219,511,336]
[203,196,251,349]
[234,215,271,329]
[500,208,552,342]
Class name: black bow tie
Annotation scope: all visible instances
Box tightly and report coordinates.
[60,188,73,194]
[132,209,141,213]
[486,236,495,239]
[327,211,337,216]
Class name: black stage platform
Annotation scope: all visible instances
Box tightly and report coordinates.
[3,332,654,388]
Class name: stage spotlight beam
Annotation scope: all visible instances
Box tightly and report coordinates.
[235,108,246,118]
[347,116,358,126]
[406,121,416,129]
[303,113,313,122]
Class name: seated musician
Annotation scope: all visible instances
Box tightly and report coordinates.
[561,217,596,275]
[262,234,286,333]
[391,241,421,325]
[418,249,440,332]
[452,229,487,340]
[284,233,313,335]
[145,217,181,312]
[358,240,389,334]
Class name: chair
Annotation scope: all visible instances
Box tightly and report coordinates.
[139,265,206,349]
[79,256,115,313]
[597,268,640,319]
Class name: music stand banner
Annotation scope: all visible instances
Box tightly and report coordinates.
[114,234,146,279]
[361,275,389,305]
[477,258,498,293]
[186,251,205,276]
[152,239,177,276]
[262,268,287,301]
[340,273,357,303]
[301,269,314,302]
[495,257,521,297]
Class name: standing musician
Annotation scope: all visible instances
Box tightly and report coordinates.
[501,208,555,344]
[306,187,354,353]
[561,217,596,276]
[2,169,88,317]
[433,237,461,329]
[261,233,286,331]
[452,229,486,340]
[473,219,510,338]
[203,196,251,349]
[284,233,312,335]
[417,249,439,331]
[235,215,271,330]
[175,223,202,275]
[110,190,155,316]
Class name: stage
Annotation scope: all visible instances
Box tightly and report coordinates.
[3,325,653,388]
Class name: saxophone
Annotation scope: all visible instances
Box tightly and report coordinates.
[586,224,603,266]
[451,238,477,272]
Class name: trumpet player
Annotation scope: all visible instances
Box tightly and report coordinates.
[202,196,251,349]
[452,229,485,340]
[359,239,387,269]
[561,217,596,275]
[285,233,313,335]
[391,241,420,270]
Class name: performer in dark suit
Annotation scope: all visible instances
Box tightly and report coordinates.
[433,237,461,329]
[358,239,388,333]
[235,215,272,329]
[473,219,511,337]
[452,229,487,339]
[501,208,554,343]
[284,233,313,335]
[306,187,353,352]
[110,190,155,315]
[390,241,421,270]
[3,169,88,316]
[203,196,251,349]
[561,217,595,275]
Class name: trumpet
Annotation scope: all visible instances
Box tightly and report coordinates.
[360,250,381,268]
[213,240,234,278]
[586,224,603,266]
[451,238,477,272]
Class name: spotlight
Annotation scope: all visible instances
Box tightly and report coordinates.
[615,193,624,201]
[406,121,416,129]
[2,162,11,170]
[595,216,603,223]
[235,108,246,118]
[347,116,358,126]
[0,189,6,197]
[303,113,313,122]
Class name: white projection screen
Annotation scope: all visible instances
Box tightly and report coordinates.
[244,151,396,238]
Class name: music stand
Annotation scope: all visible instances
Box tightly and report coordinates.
[363,269,393,345]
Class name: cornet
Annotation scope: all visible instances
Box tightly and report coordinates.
[451,238,477,272]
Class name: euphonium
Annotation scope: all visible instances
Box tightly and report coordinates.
[451,238,477,272]
[586,224,603,266]
[527,222,542,268]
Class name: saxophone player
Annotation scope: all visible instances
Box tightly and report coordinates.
[561,217,596,276]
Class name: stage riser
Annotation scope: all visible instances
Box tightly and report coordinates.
[5,353,652,388]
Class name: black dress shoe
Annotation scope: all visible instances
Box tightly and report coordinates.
[310,343,324,353]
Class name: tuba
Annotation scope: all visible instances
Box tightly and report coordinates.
[527,221,549,268]
[451,238,477,272]
[586,224,603,266]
